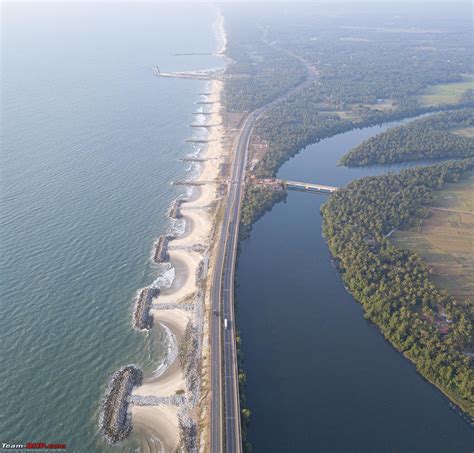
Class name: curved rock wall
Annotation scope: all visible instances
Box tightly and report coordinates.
[99,365,143,444]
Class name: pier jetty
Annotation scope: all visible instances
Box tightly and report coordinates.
[179,157,208,163]
[151,66,222,81]
[132,287,159,331]
[153,235,174,263]
[189,124,220,128]
[185,139,214,144]
[172,181,207,186]
[99,365,143,444]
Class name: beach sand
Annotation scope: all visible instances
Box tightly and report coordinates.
[132,406,180,453]
[131,16,228,447]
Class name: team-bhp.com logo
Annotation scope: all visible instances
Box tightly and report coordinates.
[1,443,66,450]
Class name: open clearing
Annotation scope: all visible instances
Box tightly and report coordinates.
[419,74,474,107]
[452,126,474,139]
[392,175,474,304]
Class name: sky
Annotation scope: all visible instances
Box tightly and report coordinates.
[3,0,469,3]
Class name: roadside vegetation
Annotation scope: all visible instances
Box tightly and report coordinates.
[240,184,287,240]
[339,109,474,166]
[321,159,474,418]
[235,332,252,453]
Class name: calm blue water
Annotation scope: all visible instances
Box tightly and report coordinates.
[1,3,221,451]
[236,122,474,452]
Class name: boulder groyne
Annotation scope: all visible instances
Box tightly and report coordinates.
[169,199,185,219]
[153,235,174,263]
[99,365,143,445]
[132,287,159,331]
[129,394,186,406]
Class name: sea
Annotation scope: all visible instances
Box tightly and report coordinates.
[1,3,222,451]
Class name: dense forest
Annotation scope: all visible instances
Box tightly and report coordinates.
[222,10,307,113]
[321,159,474,417]
[340,109,474,166]
[267,4,473,108]
[223,3,473,114]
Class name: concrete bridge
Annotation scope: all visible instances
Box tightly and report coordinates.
[278,179,338,194]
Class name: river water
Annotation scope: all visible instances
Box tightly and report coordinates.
[236,121,474,452]
[1,3,221,451]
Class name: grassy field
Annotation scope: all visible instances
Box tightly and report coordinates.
[392,174,474,305]
[419,74,474,107]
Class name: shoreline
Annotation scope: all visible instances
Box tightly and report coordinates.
[130,10,228,451]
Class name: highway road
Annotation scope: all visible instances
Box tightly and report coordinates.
[210,50,317,453]
[210,108,260,453]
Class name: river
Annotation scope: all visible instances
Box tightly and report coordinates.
[236,121,474,452]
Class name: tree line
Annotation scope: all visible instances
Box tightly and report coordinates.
[340,109,474,166]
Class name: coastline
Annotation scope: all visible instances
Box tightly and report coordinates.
[131,11,228,451]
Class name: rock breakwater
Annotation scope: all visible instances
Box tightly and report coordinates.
[169,199,185,219]
[132,287,159,331]
[99,365,143,444]
[153,235,174,263]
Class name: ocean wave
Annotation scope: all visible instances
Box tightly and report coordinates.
[151,264,175,290]
[190,127,207,141]
[187,161,202,179]
[194,114,206,126]
[170,217,187,236]
[152,323,178,378]
[185,186,194,199]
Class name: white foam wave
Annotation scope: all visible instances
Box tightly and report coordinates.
[194,115,206,126]
[170,217,186,236]
[152,323,178,378]
[190,145,202,157]
[186,186,194,198]
[152,264,175,290]
[187,162,201,180]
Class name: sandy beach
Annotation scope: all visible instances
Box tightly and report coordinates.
[131,11,228,451]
